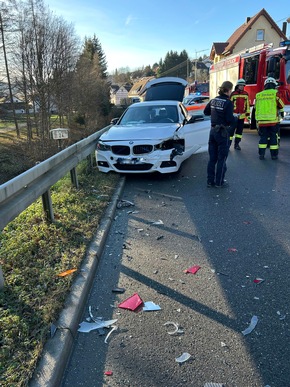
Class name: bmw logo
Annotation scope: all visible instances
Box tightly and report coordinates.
[129,141,134,144]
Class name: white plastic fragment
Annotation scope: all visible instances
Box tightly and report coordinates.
[143,301,161,311]
[204,384,225,387]
[151,220,164,225]
[104,325,118,343]
[164,321,184,335]
[242,315,258,335]
[175,352,191,363]
[78,319,118,333]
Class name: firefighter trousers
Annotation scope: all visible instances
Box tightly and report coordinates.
[207,127,230,186]
[258,125,279,157]
[229,118,244,146]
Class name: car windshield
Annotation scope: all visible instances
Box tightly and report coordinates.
[183,97,194,105]
[119,104,179,125]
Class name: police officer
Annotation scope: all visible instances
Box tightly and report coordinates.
[230,78,250,150]
[204,81,236,188]
[255,77,285,160]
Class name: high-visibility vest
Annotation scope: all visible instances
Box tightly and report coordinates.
[255,89,278,122]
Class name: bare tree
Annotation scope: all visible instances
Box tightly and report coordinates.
[0,2,20,136]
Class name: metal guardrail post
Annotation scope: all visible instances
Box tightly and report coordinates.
[70,167,79,189]
[42,189,54,222]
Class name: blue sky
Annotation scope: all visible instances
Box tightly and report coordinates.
[45,0,290,73]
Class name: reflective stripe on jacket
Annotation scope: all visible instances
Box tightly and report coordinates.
[255,89,284,124]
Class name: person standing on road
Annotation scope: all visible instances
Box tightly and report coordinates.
[255,77,285,160]
[229,79,250,150]
[204,81,236,188]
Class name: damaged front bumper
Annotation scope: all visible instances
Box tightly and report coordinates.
[96,147,184,174]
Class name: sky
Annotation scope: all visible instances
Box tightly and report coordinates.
[45,0,290,74]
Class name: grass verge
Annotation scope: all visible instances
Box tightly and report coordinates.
[0,163,119,386]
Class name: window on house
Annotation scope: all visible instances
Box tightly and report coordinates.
[256,29,265,41]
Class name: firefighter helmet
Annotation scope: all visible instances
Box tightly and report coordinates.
[236,78,246,86]
[264,77,278,86]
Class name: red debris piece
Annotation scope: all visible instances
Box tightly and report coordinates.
[254,278,264,284]
[104,371,113,376]
[243,221,251,224]
[228,248,238,252]
[118,293,144,311]
[184,265,201,274]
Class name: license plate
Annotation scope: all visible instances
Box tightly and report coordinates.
[118,158,140,164]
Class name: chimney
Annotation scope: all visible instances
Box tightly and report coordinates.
[282,21,287,36]
[246,17,251,24]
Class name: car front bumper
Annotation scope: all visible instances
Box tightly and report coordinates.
[96,148,184,174]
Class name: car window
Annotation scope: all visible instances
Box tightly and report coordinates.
[119,105,179,125]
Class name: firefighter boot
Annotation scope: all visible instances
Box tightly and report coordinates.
[234,140,241,151]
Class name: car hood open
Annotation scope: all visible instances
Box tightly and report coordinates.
[141,77,188,102]
[100,123,180,142]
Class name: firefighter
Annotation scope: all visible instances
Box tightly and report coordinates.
[204,81,236,188]
[229,79,250,150]
[255,77,285,160]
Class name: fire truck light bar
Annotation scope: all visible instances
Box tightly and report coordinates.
[279,40,290,47]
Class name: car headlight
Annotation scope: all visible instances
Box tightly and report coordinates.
[97,141,111,151]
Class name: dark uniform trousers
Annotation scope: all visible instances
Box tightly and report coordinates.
[258,124,279,157]
[207,126,230,186]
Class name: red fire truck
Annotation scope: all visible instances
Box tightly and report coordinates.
[209,41,290,128]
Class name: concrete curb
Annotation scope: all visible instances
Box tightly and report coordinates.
[29,176,126,387]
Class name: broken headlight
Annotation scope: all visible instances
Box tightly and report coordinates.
[97,141,111,151]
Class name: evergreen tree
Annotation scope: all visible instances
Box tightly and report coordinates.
[157,50,189,79]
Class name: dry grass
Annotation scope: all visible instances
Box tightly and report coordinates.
[0,125,120,386]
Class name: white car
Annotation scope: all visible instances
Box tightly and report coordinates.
[96,77,210,174]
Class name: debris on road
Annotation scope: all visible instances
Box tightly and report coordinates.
[175,352,191,363]
[117,199,134,208]
[118,293,144,311]
[112,287,125,293]
[164,321,184,335]
[78,319,118,333]
[143,301,161,311]
[242,315,258,335]
[254,278,264,284]
[151,219,164,225]
[210,269,229,276]
[184,265,201,274]
[228,248,238,252]
[204,383,225,387]
[104,325,118,343]
[277,311,286,320]
[104,371,113,376]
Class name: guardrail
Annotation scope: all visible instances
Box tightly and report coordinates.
[0,125,110,288]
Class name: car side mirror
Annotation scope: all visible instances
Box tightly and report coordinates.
[110,117,119,125]
[187,116,196,124]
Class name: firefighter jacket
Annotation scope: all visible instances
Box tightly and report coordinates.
[255,89,285,126]
[230,90,250,119]
[204,94,235,127]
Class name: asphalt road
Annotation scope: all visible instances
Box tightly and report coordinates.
[61,129,290,387]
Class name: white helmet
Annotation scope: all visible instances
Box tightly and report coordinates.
[236,78,246,86]
[264,77,278,86]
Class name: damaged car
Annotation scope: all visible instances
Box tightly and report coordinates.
[96,77,210,174]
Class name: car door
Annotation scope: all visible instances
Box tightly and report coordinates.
[177,103,210,156]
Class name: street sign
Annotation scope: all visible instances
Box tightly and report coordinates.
[50,128,69,140]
